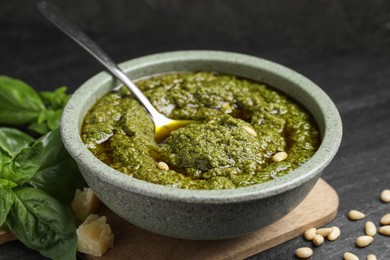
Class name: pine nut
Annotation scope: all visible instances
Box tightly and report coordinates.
[295,247,313,258]
[316,227,333,237]
[328,226,341,241]
[380,189,390,203]
[157,161,169,171]
[380,213,390,225]
[348,210,365,220]
[242,125,257,137]
[356,235,373,247]
[304,228,317,240]
[271,151,288,162]
[378,225,390,236]
[365,221,376,237]
[312,234,324,246]
[344,252,359,260]
[367,254,377,260]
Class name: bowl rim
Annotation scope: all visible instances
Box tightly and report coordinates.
[61,50,342,204]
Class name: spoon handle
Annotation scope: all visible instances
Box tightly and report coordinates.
[37,1,169,125]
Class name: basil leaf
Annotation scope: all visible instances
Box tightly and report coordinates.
[39,86,70,109]
[0,179,16,226]
[5,187,77,260]
[0,128,34,157]
[29,129,86,203]
[0,178,17,188]
[1,142,43,185]
[28,108,63,135]
[0,146,12,172]
[27,122,50,135]
[37,109,63,131]
[0,76,45,125]
[45,109,63,130]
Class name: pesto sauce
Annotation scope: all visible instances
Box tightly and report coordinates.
[81,72,319,190]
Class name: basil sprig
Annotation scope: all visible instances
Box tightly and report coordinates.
[6,187,77,260]
[0,76,69,134]
[0,76,86,260]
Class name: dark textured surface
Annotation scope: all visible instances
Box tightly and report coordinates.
[1,0,390,259]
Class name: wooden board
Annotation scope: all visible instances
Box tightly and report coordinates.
[86,178,338,260]
[0,179,338,259]
[0,230,16,245]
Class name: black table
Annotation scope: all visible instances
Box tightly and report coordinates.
[1,1,389,259]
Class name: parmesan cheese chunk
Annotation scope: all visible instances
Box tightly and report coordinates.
[77,214,114,256]
[71,187,101,221]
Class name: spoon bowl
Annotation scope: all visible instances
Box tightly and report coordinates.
[154,118,194,143]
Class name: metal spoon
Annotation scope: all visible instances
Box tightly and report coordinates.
[37,1,192,143]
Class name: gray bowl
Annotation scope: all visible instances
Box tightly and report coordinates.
[61,50,342,240]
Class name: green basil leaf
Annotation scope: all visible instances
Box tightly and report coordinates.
[27,122,50,135]
[39,86,70,109]
[5,187,77,260]
[29,129,86,203]
[28,109,63,135]
[38,108,63,131]
[0,146,12,172]
[1,142,43,185]
[0,179,16,226]
[0,128,34,157]
[0,178,17,188]
[0,76,45,125]
[46,109,63,130]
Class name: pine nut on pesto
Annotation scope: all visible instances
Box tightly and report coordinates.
[81,72,319,189]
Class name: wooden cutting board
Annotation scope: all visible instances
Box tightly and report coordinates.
[86,178,338,260]
[0,179,338,259]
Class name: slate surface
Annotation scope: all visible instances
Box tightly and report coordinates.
[1,0,389,259]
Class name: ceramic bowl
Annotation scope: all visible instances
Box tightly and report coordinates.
[61,50,342,240]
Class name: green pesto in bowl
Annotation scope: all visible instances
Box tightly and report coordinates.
[81,72,319,189]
